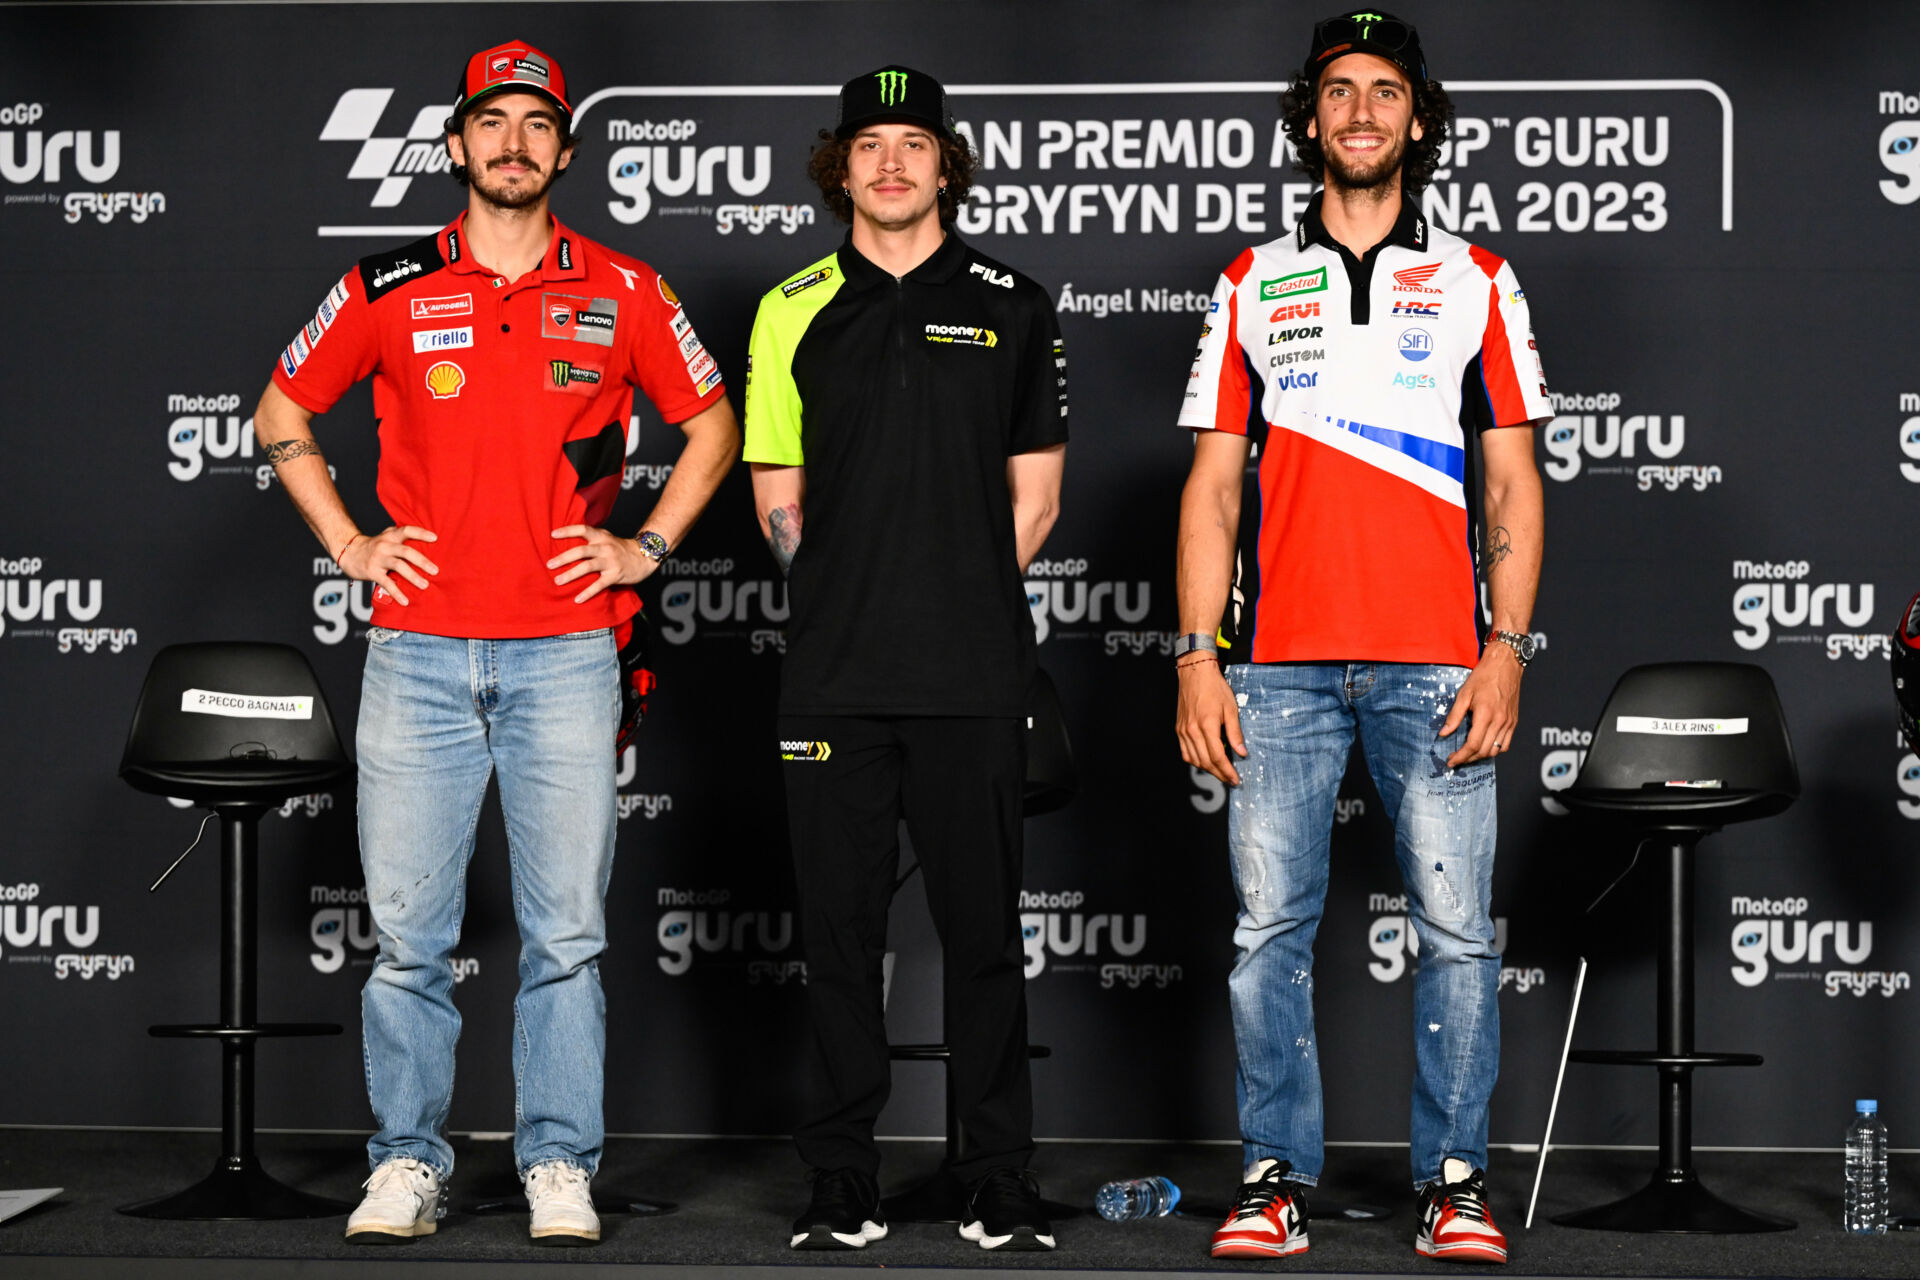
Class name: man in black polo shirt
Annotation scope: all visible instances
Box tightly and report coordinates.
[744,65,1068,1253]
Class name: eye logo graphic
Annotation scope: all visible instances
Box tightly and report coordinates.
[424,361,465,399]
[875,70,909,106]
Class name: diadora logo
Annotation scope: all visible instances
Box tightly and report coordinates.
[1269,301,1320,322]
[605,114,777,229]
[0,882,126,980]
[925,323,999,347]
[1018,890,1161,984]
[658,560,789,650]
[1900,731,1920,821]
[1538,726,1592,816]
[1391,262,1443,293]
[779,740,832,763]
[1391,371,1437,390]
[1275,369,1320,390]
[319,89,455,208]
[1540,393,1712,491]
[969,262,1016,288]
[1730,560,1875,654]
[1366,896,1537,991]
[1729,895,1901,996]
[308,885,476,981]
[1023,557,1151,647]
[1898,393,1920,483]
[1398,327,1434,361]
[1392,300,1442,318]
[655,887,795,978]
[312,560,373,645]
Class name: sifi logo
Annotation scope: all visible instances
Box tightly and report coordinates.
[657,566,790,647]
[1398,328,1435,361]
[1539,726,1592,815]
[1018,890,1148,979]
[1541,393,1687,481]
[319,89,454,208]
[1729,896,1878,990]
[654,887,794,977]
[1025,561,1151,645]
[1730,560,1874,651]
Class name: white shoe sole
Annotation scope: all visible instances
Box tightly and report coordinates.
[531,1223,601,1246]
[958,1219,1056,1250]
[345,1219,437,1243]
[790,1219,887,1249]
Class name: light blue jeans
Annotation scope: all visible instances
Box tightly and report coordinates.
[356,626,619,1179]
[1226,661,1500,1189]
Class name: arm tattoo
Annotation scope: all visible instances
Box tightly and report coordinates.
[1481,525,1513,577]
[264,439,323,468]
[767,503,802,577]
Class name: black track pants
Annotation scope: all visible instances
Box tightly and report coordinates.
[778,715,1034,1182]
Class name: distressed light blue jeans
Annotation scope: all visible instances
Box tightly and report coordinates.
[356,626,619,1179]
[1225,661,1500,1189]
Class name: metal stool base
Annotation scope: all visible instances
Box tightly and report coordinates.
[1553,1170,1791,1234]
[119,1155,349,1220]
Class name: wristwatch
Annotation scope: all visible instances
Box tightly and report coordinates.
[1492,629,1536,668]
[635,530,669,562]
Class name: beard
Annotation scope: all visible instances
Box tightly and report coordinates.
[469,153,559,210]
[1321,125,1410,193]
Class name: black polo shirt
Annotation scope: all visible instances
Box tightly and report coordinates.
[743,232,1068,716]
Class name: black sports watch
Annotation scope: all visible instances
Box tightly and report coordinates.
[1491,629,1536,668]
[635,530,669,562]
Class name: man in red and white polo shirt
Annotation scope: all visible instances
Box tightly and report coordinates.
[252,40,739,1246]
[1173,10,1546,1266]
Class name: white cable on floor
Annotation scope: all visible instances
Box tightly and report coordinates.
[1526,956,1589,1230]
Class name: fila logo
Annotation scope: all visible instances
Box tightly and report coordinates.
[1391,262,1443,294]
[969,262,1015,289]
[1269,302,1320,322]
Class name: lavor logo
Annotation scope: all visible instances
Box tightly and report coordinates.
[779,739,832,762]
[549,360,601,387]
[780,267,833,297]
[1259,268,1328,301]
[925,323,999,348]
[1268,326,1323,343]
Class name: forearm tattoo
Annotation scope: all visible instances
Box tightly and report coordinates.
[264,439,323,468]
[767,504,802,577]
[1481,525,1513,577]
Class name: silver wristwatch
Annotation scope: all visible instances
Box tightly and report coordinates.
[1492,629,1536,667]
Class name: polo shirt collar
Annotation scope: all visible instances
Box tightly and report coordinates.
[1295,189,1429,256]
[438,211,587,281]
[836,229,970,290]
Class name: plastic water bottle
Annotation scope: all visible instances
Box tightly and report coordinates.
[1845,1100,1889,1234]
[1095,1175,1180,1221]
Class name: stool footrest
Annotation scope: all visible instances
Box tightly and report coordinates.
[1569,1049,1762,1068]
[888,1043,1051,1062]
[149,1023,342,1040]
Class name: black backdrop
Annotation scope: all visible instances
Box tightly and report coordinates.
[3,0,1917,1157]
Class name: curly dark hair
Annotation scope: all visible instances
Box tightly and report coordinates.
[1279,69,1453,198]
[807,128,978,224]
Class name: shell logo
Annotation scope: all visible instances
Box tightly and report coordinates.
[657,276,679,306]
[425,361,465,399]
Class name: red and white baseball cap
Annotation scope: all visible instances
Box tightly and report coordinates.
[453,40,572,123]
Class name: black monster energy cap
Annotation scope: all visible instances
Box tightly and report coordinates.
[835,65,959,140]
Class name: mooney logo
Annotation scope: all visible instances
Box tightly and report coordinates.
[781,267,833,297]
[876,69,909,106]
[1392,262,1443,293]
[925,324,998,347]
[779,740,832,762]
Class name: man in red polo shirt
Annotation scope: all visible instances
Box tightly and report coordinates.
[252,41,739,1246]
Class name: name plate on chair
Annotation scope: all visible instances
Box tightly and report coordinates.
[1615,715,1748,736]
[179,689,314,720]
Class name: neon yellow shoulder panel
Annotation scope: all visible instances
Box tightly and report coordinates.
[742,252,844,465]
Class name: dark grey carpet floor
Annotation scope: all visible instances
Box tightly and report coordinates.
[2,1129,1917,1277]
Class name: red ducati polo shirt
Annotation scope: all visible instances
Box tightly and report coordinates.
[273,212,726,638]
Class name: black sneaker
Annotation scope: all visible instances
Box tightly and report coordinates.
[958,1167,1056,1251]
[790,1167,887,1250]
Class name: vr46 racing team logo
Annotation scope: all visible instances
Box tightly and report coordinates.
[1730,559,1878,658]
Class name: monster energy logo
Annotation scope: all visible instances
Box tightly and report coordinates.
[875,69,908,106]
[550,360,601,387]
[1352,11,1387,35]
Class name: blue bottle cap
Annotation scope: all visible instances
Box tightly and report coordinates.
[1165,1179,1182,1211]
[1858,1100,1878,1113]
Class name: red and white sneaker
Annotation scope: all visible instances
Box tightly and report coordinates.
[1211,1158,1310,1258]
[1416,1159,1508,1264]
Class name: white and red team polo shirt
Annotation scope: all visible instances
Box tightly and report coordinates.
[273,212,726,639]
[1179,194,1550,669]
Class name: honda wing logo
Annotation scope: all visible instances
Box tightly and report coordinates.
[1391,263,1441,288]
[320,89,452,207]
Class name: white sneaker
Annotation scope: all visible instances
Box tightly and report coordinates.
[526,1161,601,1245]
[345,1157,445,1243]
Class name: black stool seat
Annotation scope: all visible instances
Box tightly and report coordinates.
[1555,661,1796,1236]
[117,642,352,1222]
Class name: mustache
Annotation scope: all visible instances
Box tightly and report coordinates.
[487,153,542,174]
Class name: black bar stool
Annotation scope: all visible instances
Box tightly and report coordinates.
[882,668,1079,1225]
[1556,661,1797,1234]
[117,642,353,1220]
